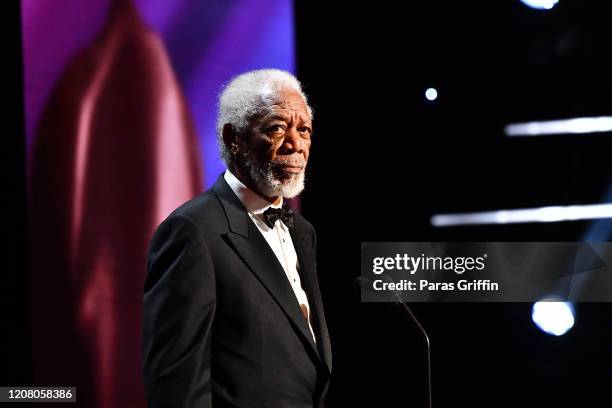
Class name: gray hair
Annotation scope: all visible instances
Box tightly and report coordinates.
[216,69,313,165]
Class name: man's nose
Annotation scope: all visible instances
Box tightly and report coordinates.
[283,127,303,153]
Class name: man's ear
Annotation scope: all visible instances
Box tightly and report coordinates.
[222,124,239,154]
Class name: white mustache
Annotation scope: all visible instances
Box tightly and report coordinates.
[272,157,306,168]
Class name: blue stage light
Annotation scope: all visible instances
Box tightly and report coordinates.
[425,88,438,101]
[531,300,575,336]
[520,0,559,10]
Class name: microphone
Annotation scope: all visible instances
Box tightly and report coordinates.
[355,276,432,408]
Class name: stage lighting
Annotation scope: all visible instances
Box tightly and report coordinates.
[431,203,612,227]
[531,300,575,336]
[425,88,438,101]
[505,116,612,137]
[520,0,559,10]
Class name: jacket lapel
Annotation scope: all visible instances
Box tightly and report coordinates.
[290,223,333,373]
[211,174,323,365]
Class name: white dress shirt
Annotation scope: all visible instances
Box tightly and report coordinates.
[224,170,316,342]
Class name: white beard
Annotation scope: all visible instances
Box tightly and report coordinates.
[239,152,306,198]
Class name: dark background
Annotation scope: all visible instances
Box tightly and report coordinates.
[5,0,29,389]
[295,0,612,407]
[6,0,612,407]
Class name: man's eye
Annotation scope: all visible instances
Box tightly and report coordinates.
[267,125,286,135]
[298,127,312,135]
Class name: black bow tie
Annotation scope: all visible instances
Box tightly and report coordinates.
[262,206,294,229]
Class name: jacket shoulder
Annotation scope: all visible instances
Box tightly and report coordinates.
[159,189,227,236]
[293,211,315,233]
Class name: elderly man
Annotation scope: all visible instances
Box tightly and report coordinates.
[142,69,332,408]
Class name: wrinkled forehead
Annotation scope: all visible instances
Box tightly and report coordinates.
[261,88,311,119]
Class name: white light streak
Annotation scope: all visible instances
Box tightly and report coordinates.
[431,204,612,227]
[505,116,612,137]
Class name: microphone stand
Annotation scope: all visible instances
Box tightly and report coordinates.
[357,276,432,408]
[394,299,432,408]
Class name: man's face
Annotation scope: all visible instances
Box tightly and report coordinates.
[237,87,313,199]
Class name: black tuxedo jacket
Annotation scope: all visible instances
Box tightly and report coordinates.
[143,173,332,408]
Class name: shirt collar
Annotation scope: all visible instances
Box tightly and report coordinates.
[224,169,283,215]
